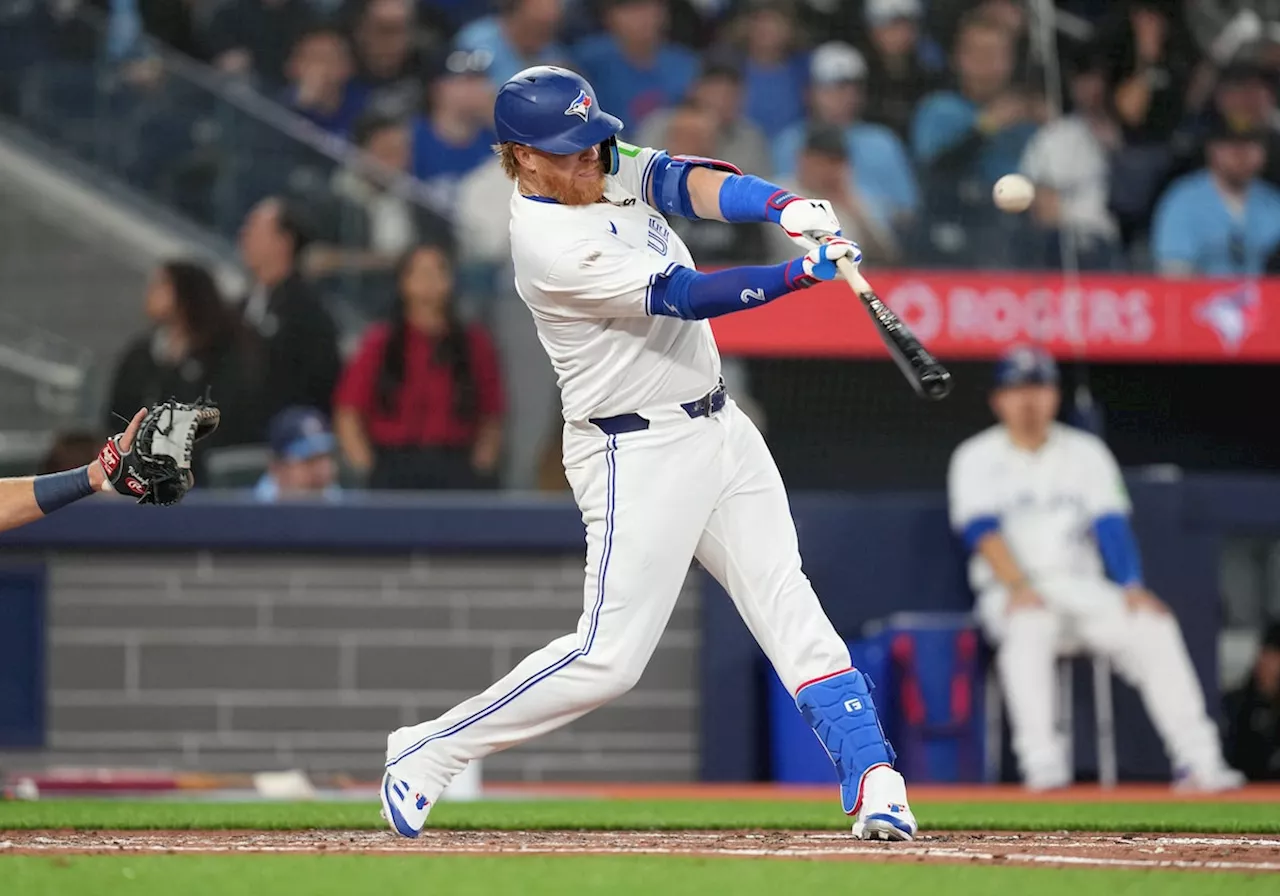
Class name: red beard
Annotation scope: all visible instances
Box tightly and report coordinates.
[536,169,607,206]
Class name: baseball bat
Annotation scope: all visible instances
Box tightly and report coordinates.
[815,235,952,400]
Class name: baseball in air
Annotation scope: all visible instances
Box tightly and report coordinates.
[993,174,1035,213]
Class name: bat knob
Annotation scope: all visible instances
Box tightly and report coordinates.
[921,369,953,400]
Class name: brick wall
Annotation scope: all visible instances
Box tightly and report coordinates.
[5,551,700,781]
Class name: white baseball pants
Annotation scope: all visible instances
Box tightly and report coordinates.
[977,576,1228,785]
[386,400,851,797]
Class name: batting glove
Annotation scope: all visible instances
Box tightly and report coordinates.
[778,198,845,250]
[801,238,861,282]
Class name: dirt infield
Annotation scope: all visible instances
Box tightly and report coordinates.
[3,830,1279,871]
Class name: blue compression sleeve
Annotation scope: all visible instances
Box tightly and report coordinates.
[1093,513,1144,586]
[961,516,1000,552]
[648,260,813,320]
[32,465,95,515]
[718,174,799,224]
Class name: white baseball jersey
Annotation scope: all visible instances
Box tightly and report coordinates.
[508,141,722,422]
[947,423,1131,593]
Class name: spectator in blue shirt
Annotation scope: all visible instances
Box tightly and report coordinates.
[772,42,919,230]
[411,49,498,215]
[279,24,370,138]
[1152,120,1280,278]
[454,0,570,87]
[910,11,1037,188]
[735,0,810,137]
[573,0,698,133]
[254,406,343,502]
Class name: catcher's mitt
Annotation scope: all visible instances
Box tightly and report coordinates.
[98,395,221,505]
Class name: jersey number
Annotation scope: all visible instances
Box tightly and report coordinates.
[647,218,670,256]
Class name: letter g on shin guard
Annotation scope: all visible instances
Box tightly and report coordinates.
[795,669,897,814]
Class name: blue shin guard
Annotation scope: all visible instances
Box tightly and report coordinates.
[795,668,897,814]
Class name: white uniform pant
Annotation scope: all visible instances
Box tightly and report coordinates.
[386,400,851,796]
[977,576,1226,783]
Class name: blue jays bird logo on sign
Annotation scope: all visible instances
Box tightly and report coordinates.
[1196,283,1261,353]
[565,89,592,122]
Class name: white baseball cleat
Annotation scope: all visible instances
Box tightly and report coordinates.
[851,765,918,841]
[1173,764,1247,792]
[380,770,432,838]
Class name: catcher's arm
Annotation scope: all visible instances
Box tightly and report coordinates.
[0,409,146,534]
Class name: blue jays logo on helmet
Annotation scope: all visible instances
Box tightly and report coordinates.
[565,88,592,122]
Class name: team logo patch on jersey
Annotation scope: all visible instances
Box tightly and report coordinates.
[564,89,592,122]
[1195,283,1260,353]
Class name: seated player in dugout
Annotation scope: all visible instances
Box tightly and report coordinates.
[946,345,1244,791]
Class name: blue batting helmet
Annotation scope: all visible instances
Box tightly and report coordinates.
[993,345,1059,389]
[494,66,624,174]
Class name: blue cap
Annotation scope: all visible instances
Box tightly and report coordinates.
[268,406,335,460]
[993,345,1059,389]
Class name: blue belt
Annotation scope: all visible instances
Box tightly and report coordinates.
[589,382,727,436]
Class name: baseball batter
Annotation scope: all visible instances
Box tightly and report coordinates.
[381,67,916,840]
[947,346,1244,790]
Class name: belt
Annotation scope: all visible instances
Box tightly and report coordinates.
[589,381,727,436]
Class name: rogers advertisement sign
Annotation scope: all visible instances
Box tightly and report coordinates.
[709,271,1273,361]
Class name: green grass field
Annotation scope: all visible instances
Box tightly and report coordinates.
[3,799,1277,895]
[1,798,1277,833]
[4,855,1273,896]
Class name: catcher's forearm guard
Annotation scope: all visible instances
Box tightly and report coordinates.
[100,396,221,506]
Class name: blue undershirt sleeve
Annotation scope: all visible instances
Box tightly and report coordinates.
[647,260,813,320]
[1093,513,1144,587]
[961,515,1000,552]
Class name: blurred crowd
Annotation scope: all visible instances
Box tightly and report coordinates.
[10,0,1280,498]
[14,0,1280,275]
